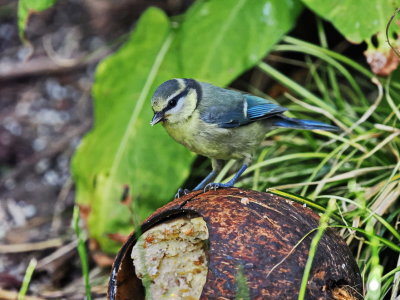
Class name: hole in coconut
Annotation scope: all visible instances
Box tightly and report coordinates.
[328,279,361,300]
[131,215,209,299]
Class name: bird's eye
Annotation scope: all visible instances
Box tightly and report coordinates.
[168,98,177,108]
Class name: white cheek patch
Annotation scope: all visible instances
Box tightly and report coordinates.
[168,96,186,114]
[165,89,198,123]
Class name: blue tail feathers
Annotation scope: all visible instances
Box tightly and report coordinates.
[273,116,339,131]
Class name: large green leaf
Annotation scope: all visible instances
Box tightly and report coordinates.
[181,0,303,85]
[72,0,302,253]
[301,0,398,43]
[18,0,58,42]
[72,8,189,253]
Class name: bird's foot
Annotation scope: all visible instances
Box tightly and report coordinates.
[204,182,233,192]
[175,188,190,199]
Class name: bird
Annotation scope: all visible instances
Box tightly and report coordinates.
[150,78,339,198]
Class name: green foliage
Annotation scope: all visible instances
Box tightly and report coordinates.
[301,0,398,43]
[72,8,190,253]
[72,206,92,300]
[18,0,57,42]
[15,0,400,297]
[18,258,37,300]
[72,1,302,253]
[180,0,303,86]
[227,32,399,299]
[298,199,336,300]
[69,0,399,295]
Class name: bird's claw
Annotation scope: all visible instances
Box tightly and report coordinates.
[175,188,190,198]
[204,182,232,192]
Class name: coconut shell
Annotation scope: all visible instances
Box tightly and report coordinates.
[108,188,363,299]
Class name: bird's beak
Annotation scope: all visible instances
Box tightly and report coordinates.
[150,111,164,126]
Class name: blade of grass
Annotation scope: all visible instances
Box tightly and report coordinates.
[284,36,400,91]
[272,165,395,190]
[318,196,400,242]
[313,148,358,198]
[315,18,343,108]
[361,131,400,160]
[390,255,400,300]
[312,130,366,153]
[18,258,37,300]
[347,77,383,133]
[273,44,368,110]
[257,62,336,116]
[252,148,270,190]
[298,198,336,300]
[301,143,347,196]
[267,227,318,279]
[329,225,400,252]
[371,161,400,204]
[305,56,332,104]
[365,220,383,300]
[267,188,343,223]
[386,77,400,121]
[247,152,329,175]
[73,205,92,300]
[215,159,236,183]
[283,36,373,78]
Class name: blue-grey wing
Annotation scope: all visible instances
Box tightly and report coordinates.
[199,87,287,128]
[245,94,287,121]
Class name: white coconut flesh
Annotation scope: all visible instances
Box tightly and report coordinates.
[131,217,209,300]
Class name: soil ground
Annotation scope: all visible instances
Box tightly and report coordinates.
[0,1,191,298]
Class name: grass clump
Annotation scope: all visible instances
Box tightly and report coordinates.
[223,32,400,299]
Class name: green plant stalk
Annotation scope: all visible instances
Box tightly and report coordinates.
[385,78,400,121]
[18,258,37,300]
[268,189,343,224]
[318,196,400,242]
[247,152,329,175]
[276,44,369,111]
[252,147,270,190]
[283,36,373,78]
[297,198,336,300]
[329,225,400,252]
[381,275,395,300]
[73,205,92,300]
[301,143,346,196]
[382,266,400,282]
[390,256,400,300]
[306,56,331,104]
[284,36,400,91]
[258,61,334,113]
[365,220,383,300]
[215,159,236,182]
[315,18,342,108]
[312,148,359,199]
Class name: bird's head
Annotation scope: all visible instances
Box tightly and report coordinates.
[150,78,202,126]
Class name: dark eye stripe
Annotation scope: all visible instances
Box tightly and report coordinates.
[164,89,189,112]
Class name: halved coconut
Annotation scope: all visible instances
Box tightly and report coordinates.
[108,188,363,299]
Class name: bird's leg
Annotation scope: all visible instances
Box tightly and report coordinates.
[204,155,251,191]
[192,159,223,191]
[204,164,248,191]
[175,159,223,198]
[193,170,217,191]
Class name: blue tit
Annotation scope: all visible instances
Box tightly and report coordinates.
[150,78,338,197]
